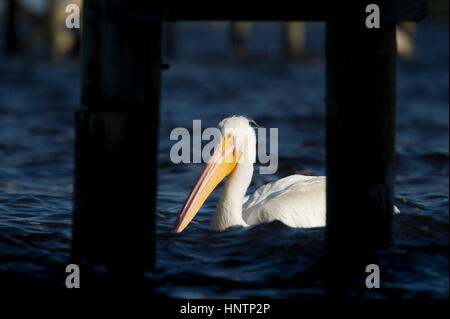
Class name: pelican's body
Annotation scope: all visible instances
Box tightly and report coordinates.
[210,169,326,231]
[174,116,397,233]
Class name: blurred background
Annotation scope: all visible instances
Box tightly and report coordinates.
[0,1,448,297]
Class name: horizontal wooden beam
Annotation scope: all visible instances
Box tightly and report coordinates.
[110,1,426,22]
[382,0,426,22]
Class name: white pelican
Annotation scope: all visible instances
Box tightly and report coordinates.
[173,116,398,232]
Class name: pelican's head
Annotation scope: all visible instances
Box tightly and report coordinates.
[173,116,256,232]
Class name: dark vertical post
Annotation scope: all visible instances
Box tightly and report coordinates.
[282,22,306,60]
[325,11,396,290]
[164,22,175,58]
[73,0,161,282]
[48,0,58,60]
[230,21,251,60]
[6,0,18,54]
[397,22,417,59]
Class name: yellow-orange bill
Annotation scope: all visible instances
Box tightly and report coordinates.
[173,134,241,233]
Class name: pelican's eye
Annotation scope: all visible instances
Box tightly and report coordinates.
[222,132,234,153]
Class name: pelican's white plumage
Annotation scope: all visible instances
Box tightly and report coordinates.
[208,116,326,231]
[174,115,396,233]
[242,175,326,228]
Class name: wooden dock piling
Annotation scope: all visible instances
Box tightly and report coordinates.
[6,0,18,54]
[283,22,306,60]
[230,21,252,59]
[164,22,176,58]
[324,1,425,291]
[73,0,162,279]
[47,0,58,60]
[325,10,397,289]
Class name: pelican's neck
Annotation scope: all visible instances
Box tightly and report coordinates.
[210,162,253,231]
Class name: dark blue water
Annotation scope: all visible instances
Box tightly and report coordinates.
[0,22,448,297]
